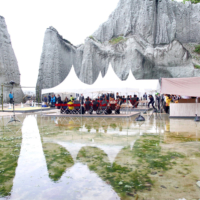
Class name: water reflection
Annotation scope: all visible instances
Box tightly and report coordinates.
[5,115,119,200]
[0,114,200,199]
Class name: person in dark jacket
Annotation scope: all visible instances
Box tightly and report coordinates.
[44,96,48,106]
[116,92,120,99]
[48,94,51,103]
[143,93,147,100]
[93,99,100,108]
[106,93,110,100]
[156,93,161,110]
[79,94,84,105]
[84,98,93,114]
[110,93,115,99]
[57,95,62,103]
[115,97,123,114]
[57,95,62,109]
[148,95,155,109]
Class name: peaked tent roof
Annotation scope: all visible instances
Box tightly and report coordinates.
[120,69,138,93]
[161,77,200,97]
[42,66,91,94]
[121,70,160,93]
[42,64,160,95]
[125,69,136,82]
[87,64,126,93]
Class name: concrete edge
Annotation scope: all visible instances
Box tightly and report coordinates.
[0,108,56,113]
[42,112,140,118]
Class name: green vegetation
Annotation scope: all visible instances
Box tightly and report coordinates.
[109,36,127,45]
[75,136,187,199]
[43,143,74,182]
[89,36,95,41]
[183,0,200,3]
[77,146,154,198]
[194,44,200,54]
[166,132,200,142]
[0,131,22,197]
[110,123,117,129]
[130,170,153,191]
[133,136,185,170]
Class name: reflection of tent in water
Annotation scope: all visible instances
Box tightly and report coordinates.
[57,141,124,164]
[12,115,120,200]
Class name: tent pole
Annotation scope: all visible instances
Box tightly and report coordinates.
[1,84,3,111]
[40,90,42,115]
[195,97,199,122]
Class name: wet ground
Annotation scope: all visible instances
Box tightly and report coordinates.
[0,113,200,200]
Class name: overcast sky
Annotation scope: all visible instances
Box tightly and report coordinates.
[0,0,183,88]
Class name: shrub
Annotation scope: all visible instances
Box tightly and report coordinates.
[194,64,200,69]
[109,36,127,45]
[194,44,200,54]
[89,36,95,41]
[183,0,200,4]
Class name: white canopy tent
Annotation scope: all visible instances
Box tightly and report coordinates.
[42,66,91,95]
[136,80,160,94]
[42,64,160,96]
[86,64,137,93]
[121,70,160,95]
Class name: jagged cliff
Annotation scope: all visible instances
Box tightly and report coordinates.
[36,0,200,95]
[0,16,24,103]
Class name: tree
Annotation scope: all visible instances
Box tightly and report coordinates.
[183,0,200,4]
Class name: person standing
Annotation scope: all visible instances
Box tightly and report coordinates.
[9,92,13,103]
[44,96,48,106]
[165,95,172,114]
[143,92,147,106]
[48,94,51,104]
[79,94,84,105]
[51,95,56,107]
[57,94,62,109]
[156,93,161,111]
[148,95,155,109]
[57,95,62,104]
[143,93,147,100]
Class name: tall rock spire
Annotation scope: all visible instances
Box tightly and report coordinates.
[0,16,24,102]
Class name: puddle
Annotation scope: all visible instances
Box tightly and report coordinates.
[0,114,200,199]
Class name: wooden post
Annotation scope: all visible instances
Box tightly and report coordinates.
[1,84,3,111]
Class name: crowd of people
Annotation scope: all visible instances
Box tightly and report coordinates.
[43,93,143,115]
[43,93,185,115]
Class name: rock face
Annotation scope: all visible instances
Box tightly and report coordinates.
[0,16,24,103]
[93,0,200,45]
[36,0,200,95]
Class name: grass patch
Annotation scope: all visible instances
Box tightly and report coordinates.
[89,36,95,41]
[89,164,97,171]
[0,131,22,197]
[194,64,200,69]
[194,44,200,54]
[43,143,74,182]
[109,36,127,45]
[133,136,185,170]
[110,123,117,129]
[77,146,153,198]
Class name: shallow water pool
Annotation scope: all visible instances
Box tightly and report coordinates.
[0,114,200,200]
